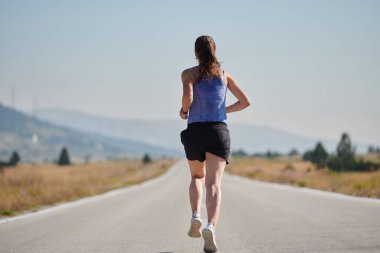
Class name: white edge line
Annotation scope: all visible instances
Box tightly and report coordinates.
[0,159,184,225]
[225,172,380,204]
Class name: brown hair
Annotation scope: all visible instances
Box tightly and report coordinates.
[194,35,222,83]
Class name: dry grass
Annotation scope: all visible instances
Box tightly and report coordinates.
[226,155,380,199]
[0,158,177,217]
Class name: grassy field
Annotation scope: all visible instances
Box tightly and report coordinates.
[0,158,177,217]
[226,154,380,199]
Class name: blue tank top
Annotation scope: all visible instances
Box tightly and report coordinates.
[187,69,228,125]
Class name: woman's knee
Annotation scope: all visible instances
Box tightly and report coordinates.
[205,180,220,190]
[191,174,204,180]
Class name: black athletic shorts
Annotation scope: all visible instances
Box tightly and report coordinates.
[180,121,231,164]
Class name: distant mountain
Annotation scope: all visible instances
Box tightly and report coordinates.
[0,104,181,163]
[34,108,371,154]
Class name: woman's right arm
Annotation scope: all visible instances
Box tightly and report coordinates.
[179,69,194,119]
[225,72,251,113]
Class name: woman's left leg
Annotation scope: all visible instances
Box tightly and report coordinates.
[201,152,226,252]
[188,159,206,214]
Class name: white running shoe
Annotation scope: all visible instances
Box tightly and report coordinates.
[202,224,217,252]
[188,216,202,238]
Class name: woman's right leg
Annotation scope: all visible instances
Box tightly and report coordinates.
[204,152,226,229]
[188,159,206,215]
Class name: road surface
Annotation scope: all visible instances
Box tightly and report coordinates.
[1,159,380,252]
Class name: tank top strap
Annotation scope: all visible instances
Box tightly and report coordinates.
[221,68,227,85]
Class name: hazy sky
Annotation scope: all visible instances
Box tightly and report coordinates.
[0,0,379,145]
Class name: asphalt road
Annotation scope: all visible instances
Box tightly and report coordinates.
[1,159,380,253]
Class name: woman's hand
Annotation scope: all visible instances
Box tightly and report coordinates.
[179,107,188,120]
[225,71,251,113]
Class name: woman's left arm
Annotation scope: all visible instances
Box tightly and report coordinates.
[179,69,193,119]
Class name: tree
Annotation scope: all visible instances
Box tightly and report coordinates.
[265,150,281,159]
[8,151,20,166]
[142,153,152,164]
[311,142,329,168]
[84,155,91,164]
[288,148,299,156]
[302,142,328,169]
[336,132,355,170]
[58,147,71,165]
[337,133,355,158]
[302,150,313,161]
[327,133,356,171]
[232,149,248,157]
[368,146,380,153]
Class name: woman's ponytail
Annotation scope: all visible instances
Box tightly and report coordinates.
[195,36,222,83]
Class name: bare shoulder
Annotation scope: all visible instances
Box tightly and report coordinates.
[181,66,198,82]
[224,70,234,86]
[225,71,233,81]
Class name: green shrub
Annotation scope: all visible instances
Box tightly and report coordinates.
[295,180,307,187]
[303,142,328,169]
[8,151,20,166]
[142,153,152,164]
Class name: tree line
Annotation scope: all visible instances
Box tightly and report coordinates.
[303,133,380,171]
[231,132,380,172]
[0,146,154,170]
[0,147,71,168]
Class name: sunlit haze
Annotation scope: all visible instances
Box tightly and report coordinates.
[0,0,379,144]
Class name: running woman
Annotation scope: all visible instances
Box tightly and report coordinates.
[179,35,251,252]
